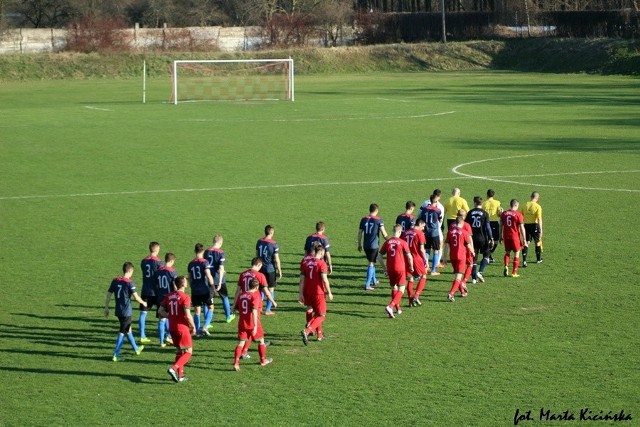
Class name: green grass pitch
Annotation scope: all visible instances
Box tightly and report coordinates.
[0,71,639,426]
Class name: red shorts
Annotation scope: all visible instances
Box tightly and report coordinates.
[238,324,264,341]
[466,251,474,263]
[304,293,327,315]
[504,238,521,252]
[169,325,192,349]
[450,258,466,274]
[387,269,406,286]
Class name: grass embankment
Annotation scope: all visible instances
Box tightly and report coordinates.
[0,38,638,80]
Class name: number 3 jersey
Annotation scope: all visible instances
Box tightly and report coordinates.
[161,291,192,328]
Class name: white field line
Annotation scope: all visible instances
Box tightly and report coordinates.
[3,153,638,201]
[452,153,640,193]
[181,111,455,123]
[377,97,411,103]
[0,176,465,201]
[84,106,113,112]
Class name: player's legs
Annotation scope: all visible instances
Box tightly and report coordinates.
[264,271,277,314]
[414,274,427,305]
[193,304,202,333]
[138,297,153,342]
[234,332,249,370]
[406,274,415,304]
[364,248,379,289]
[202,300,215,333]
[218,284,234,322]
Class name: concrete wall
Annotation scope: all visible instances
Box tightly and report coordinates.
[0,26,261,54]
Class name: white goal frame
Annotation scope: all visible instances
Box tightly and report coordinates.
[170,58,294,104]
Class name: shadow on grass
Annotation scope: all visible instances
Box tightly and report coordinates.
[2,366,165,384]
[455,137,640,153]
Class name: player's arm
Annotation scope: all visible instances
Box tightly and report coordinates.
[263,286,277,308]
[251,308,258,336]
[405,251,414,273]
[498,219,504,242]
[217,265,225,288]
[103,291,113,317]
[485,217,493,241]
[380,224,389,241]
[132,291,147,307]
[274,253,282,280]
[357,229,363,252]
[537,209,543,237]
[325,252,333,274]
[466,236,475,257]
[205,268,218,291]
[519,223,528,247]
[298,273,305,304]
[184,307,196,335]
[378,246,387,271]
[420,243,429,271]
[158,303,168,318]
[322,272,333,301]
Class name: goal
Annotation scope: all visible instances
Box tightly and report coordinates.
[169,59,294,104]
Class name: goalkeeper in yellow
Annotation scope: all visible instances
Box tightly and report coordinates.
[520,192,543,266]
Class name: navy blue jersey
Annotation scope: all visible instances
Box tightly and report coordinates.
[204,247,226,285]
[466,207,492,240]
[108,277,137,317]
[256,239,279,273]
[304,233,331,254]
[395,213,415,233]
[188,258,211,296]
[359,215,384,249]
[140,256,163,297]
[423,205,442,238]
[153,266,177,300]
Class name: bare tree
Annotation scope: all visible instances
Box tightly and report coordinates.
[7,0,74,27]
[316,0,352,46]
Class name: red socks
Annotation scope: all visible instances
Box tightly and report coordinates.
[449,279,461,296]
[258,343,267,363]
[233,345,243,364]
[504,254,511,267]
[415,276,427,298]
[513,257,520,273]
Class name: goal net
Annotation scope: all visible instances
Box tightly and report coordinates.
[169,59,294,104]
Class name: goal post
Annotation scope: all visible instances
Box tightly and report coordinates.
[169,59,294,104]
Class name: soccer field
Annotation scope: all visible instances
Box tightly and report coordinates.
[0,71,639,426]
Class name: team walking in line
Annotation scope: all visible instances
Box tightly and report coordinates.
[103,189,543,381]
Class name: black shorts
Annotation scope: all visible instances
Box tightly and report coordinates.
[426,235,441,251]
[263,271,277,288]
[217,282,229,298]
[446,218,456,231]
[524,223,541,243]
[117,316,132,334]
[192,293,214,308]
[140,295,158,311]
[472,236,490,257]
[489,221,500,243]
[364,247,379,263]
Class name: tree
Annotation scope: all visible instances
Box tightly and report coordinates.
[316,0,352,46]
[7,0,74,27]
